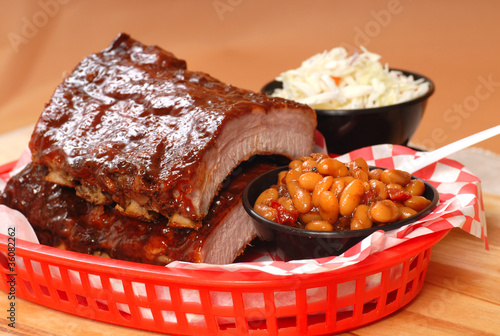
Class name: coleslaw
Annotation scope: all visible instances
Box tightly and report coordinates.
[272,47,430,109]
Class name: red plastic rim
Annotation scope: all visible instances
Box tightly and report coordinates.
[0,160,450,335]
[0,230,449,335]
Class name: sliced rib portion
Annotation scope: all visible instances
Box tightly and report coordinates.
[1,159,279,265]
[29,33,317,228]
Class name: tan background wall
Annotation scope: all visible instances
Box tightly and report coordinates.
[1,0,499,154]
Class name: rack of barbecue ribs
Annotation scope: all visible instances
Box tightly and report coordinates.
[1,158,282,265]
[2,33,317,265]
[29,33,317,229]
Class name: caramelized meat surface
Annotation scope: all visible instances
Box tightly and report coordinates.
[29,33,316,227]
[1,159,280,265]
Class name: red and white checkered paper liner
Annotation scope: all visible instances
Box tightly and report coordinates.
[169,144,488,275]
[0,144,488,276]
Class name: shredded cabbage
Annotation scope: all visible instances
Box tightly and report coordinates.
[272,47,430,109]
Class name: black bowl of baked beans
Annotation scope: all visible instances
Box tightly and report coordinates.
[262,69,434,154]
[242,154,439,260]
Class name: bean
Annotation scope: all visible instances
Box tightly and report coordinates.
[398,206,418,220]
[330,179,346,199]
[299,210,323,224]
[312,176,334,207]
[369,168,383,181]
[310,153,329,162]
[298,172,323,191]
[351,168,369,183]
[301,159,319,172]
[387,183,404,191]
[293,189,313,213]
[255,187,278,206]
[56,242,67,250]
[332,175,355,188]
[350,204,373,230]
[320,211,338,224]
[381,169,412,186]
[363,181,371,192]
[350,220,365,230]
[319,190,339,213]
[305,220,334,231]
[348,158,369,174]
[278,196,296,212]
[369,179,388,200]
[370,200,401,222]
[318,191,339,223]
[332,177,366,198]
[277,171,287,185]
[289,159,303,171]
[317,158,349,177]
[339,179,365,216]
[404,196,431,212]
[254,204,277,221]
[405,179,425,196]
[286,170,313,213]
[285,169,301,185]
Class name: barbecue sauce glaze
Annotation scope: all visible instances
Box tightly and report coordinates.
[29,33,306,224]
[1,159,279,265]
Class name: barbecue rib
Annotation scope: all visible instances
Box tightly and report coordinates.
[1,159,280,265]
[29,33,317,228]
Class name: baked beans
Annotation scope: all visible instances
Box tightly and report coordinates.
[253,154,434,232]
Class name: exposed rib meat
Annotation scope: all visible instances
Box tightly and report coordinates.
[1,159,280,265]
[29,33,317,227]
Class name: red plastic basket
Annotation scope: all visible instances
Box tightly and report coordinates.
[0,160,451,335]
[0,229,449,335]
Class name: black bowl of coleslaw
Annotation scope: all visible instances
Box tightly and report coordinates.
[262,69,434,155]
